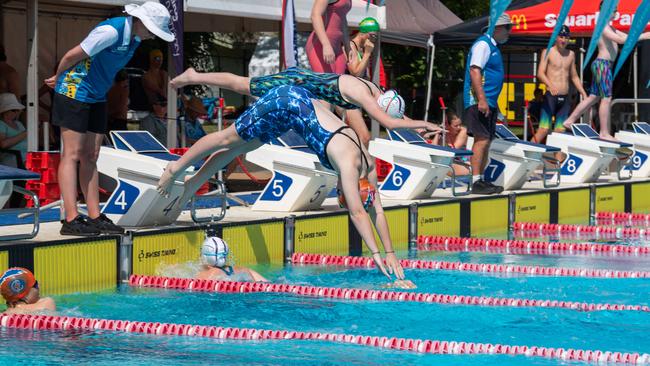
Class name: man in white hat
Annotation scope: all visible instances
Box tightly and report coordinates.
[463,13,512,195]
[44,2,175,236]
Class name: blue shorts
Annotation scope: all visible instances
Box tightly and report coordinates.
[235,85,337,170]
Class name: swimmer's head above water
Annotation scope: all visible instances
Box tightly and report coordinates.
[201,237,230,268]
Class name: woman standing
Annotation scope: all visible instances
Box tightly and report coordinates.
[306,0,351,74]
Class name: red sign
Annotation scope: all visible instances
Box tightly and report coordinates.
[507,0,649,36]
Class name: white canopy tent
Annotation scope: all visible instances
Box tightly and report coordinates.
[1,0,385,150]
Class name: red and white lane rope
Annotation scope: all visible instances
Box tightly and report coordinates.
[417,236,650,257]
[513,222,649,240]
[291,253,650,279]
[1,314,647,364]
[595,212,650,227]
[129,275,649,313]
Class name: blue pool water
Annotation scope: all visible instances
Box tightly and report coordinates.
[1,250,649,365]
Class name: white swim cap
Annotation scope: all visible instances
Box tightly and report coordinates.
[377,90,405,119]
[201,237,229,267]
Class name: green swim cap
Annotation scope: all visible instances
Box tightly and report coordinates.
[359,17,380,33]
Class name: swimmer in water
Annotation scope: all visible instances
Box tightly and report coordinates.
[196,236,268,282]
[1,267,56,314]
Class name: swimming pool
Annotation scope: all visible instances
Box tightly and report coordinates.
[1,245,648,365]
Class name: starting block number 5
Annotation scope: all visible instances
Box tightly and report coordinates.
[260,172,293,201]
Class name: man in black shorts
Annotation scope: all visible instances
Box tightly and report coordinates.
[44,2,174,235]
[462,14,511,194]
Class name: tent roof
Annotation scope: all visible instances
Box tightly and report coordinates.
[382,0,462,48]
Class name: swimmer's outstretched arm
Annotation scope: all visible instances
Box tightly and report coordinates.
[170,67,252,96]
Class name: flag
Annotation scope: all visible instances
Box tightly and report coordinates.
[487,0,513,37]
[583,0,619,70]
[160,0,184,75]
[281,0,298,69]
[614,0,650,77]
[545,0,574,59]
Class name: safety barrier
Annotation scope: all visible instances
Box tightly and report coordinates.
[129,275,649,313]
[417,236,650,256]
[595,212,650,227]
[291,253,650,279]
[1,314,647,364]
[513,222,648,240]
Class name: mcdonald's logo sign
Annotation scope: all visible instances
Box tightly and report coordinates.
[511,14,528,30]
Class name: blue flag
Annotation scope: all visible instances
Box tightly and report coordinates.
[614,0,650,77]
[545,0,574,59]
[487,0,513,37]
[583,0,619,70]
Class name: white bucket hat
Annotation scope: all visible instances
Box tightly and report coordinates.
[0,93,25,114]
[125,2,175,42]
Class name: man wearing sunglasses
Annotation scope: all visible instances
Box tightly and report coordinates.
[1,267,56,314]
[463,13,512,195]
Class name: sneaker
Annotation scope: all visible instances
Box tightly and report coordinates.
[484,180,504,194]
[60,215,100,236]
[88,213,125,234]
[471,180,503,195]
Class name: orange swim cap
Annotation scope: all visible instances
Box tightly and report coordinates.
[338,178,377,211]
[0,267,36,303]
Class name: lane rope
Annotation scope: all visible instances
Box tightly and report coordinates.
[291,253,650,279]
[128,275,650,313]
[1,314,647,364]
[417,236,650,257]
[513,222,648,240]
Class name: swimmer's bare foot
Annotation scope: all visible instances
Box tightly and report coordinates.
[157,161,178,197]
[170,67,199,89]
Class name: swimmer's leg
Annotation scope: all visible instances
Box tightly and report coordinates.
[178,140,263,207]
[157,125,247,196]
[170,67,251,95]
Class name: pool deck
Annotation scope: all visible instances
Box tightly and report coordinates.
[1,173,642,245]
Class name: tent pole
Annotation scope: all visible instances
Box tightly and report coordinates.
[424,36,435,122]
[634,46,639,118]
[26,0,39,152]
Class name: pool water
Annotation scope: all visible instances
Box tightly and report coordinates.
[2,249,649,365]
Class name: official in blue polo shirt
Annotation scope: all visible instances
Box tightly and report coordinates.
[463,13,512,195]
[44,2,174,236]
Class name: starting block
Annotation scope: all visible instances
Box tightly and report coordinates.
[245,130,338,212]
[368,129,473,199]
[546,124,633,184]
[614,122,650,177]
[98,131,212,227]
[483,124,561,190]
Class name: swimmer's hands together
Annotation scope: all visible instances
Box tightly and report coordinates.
[384,252,405,280]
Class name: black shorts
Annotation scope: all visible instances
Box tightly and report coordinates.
[52,93,108,134]
[464,104,498,140]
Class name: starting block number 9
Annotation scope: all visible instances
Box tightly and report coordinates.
[561,154,583,176]
[381,165,411,191]
[260,172,293,201]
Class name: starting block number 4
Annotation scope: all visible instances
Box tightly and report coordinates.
[381,165,411,191]
[260,172,293,201]
[560,154,583,176]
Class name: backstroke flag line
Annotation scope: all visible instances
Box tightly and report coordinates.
[545,0,574,59]
[281,0,298,69]
[583,0,619,70]
[614,0,650,77]
[487,0,513,37]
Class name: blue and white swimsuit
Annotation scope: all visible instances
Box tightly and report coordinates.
[235,85,360,170]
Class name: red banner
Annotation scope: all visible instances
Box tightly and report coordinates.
[507,0,650,36]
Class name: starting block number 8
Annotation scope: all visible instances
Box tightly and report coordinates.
[561,154,583,176]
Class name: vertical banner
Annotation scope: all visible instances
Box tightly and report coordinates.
[281,0,298,69]
[545,0,574,59]
[583,0,619,70]
[161,0,184,75]
[487,0,513,37]
[614,0,650,77]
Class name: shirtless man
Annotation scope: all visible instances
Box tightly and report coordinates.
[532,26,587,144]
[562,5,650,140]
[1,268,56,314]
[0,45,19,98]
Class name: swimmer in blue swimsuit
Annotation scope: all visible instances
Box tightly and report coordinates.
[157,85,409,282]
